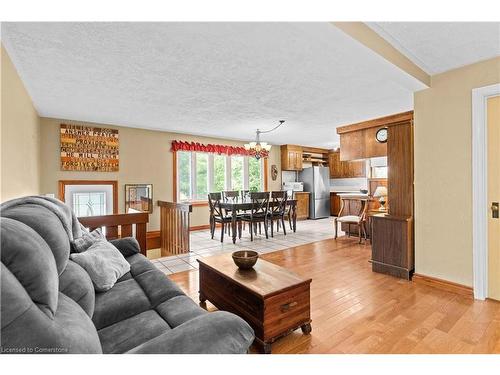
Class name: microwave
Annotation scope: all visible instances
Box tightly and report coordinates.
[282,182,304,192]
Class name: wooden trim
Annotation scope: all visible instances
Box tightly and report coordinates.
[264,158,269,191]
[413,273,473,298]
[336,111,414,134]
[146,230,161,250]
[192,201,209,207]
[472,83,500,300]
[58,180,118,214]
[172,150,177,203]
[190,224,211,231]
[302,146,330,154]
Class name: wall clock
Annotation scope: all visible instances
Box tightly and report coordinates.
[375,127,388,143]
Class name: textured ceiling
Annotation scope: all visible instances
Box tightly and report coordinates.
[1,22,426,148]
[367,22,500,75]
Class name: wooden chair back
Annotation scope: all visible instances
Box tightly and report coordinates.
[223,190,239,201]
[240,190,250,200]
[249,192,270,217]
[208,192,224,219]
[270,191,287,215]
[338,196,369,221]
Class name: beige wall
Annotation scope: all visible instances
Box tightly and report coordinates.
[414,57,500,287]
[40,117,282,231]
[1,45,41,201]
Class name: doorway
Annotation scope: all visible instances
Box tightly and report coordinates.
[472,83,500,300]
[487,95,500,300]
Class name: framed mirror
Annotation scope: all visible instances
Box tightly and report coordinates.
[125,184,153,214]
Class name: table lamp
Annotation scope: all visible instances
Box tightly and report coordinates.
[373,186,388,211]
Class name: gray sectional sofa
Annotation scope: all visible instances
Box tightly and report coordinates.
[0,197,254,354]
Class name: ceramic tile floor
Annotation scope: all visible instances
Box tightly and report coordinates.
[151,218,340,275]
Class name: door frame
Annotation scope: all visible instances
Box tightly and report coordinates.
[472,83,500,300]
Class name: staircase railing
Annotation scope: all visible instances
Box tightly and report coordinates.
[158,200,193,256]
[79,212,149,255]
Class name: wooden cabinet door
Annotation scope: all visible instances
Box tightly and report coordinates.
[341,160,350,178]
[328,151,342,178]
[349,160,366,177]
[296,193,309,219]
[330,193,341,216]
[287,151,295,170]
[296,151,303,170]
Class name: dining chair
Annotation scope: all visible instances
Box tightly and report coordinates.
[240,190,250,230]
[208,192,241,243]
[268,191,288,237]
[240,190,250,200]
[283,190,294,231]
[240,192,270,241]
[222,191,240,235]
[333,196,368,244]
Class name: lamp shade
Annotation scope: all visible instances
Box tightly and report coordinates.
[373,186,388,197]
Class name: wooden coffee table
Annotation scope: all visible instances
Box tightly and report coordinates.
[197,254,312,354]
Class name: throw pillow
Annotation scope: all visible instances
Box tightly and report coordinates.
[70,240,131,292]
[71,228,105,253]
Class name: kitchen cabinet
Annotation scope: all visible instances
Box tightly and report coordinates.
[330,192,341,216]
[294,192,310,220]
[328,151,366,178]
[281,145,303,171]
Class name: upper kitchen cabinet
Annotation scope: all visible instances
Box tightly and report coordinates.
[280,145,303,171]
[328,150,366,178]
[336,111,413,161]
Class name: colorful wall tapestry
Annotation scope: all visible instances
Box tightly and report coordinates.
[60,124,119,171]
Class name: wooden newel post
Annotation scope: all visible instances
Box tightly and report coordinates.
[158,200,193,257]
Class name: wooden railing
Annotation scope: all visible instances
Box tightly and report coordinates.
[158,200,193,256]
[79,213,149,255]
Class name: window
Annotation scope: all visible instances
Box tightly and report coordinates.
[213,155,226,192]
[195,153,209,200]
[230,156,244,191]
[177,151,192,201]
[248,157,263,192]
[176,152,265,201]
[72,192,106,217]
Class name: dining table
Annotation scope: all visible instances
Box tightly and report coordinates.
[217,198,298,244]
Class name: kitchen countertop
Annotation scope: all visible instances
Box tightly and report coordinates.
[336,192,369,198]
[330,189,367,193]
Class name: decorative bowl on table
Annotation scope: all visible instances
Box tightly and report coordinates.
[360,189,368,194]
[232,250,259,270]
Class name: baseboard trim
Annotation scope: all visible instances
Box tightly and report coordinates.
[413,273,473,298]
[189,224,220,232]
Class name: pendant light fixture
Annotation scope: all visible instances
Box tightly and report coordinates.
[244,120,285,159]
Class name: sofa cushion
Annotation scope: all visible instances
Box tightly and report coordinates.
[126,311,254,354]
[71,228,105,253]
[109,237,141,257]
[59,260,95,317]
[1,204,70,275]
[98,310,171,354]
[93,278,151,330]
[156,295,206,328]
[127,253,158,276]
[70,240,130,292]
[0,218,59,319]
[134,268,185,307]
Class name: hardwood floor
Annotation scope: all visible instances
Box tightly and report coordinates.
[169,236,500,354]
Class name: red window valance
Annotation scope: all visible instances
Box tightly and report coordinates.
[171,140,268,158]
